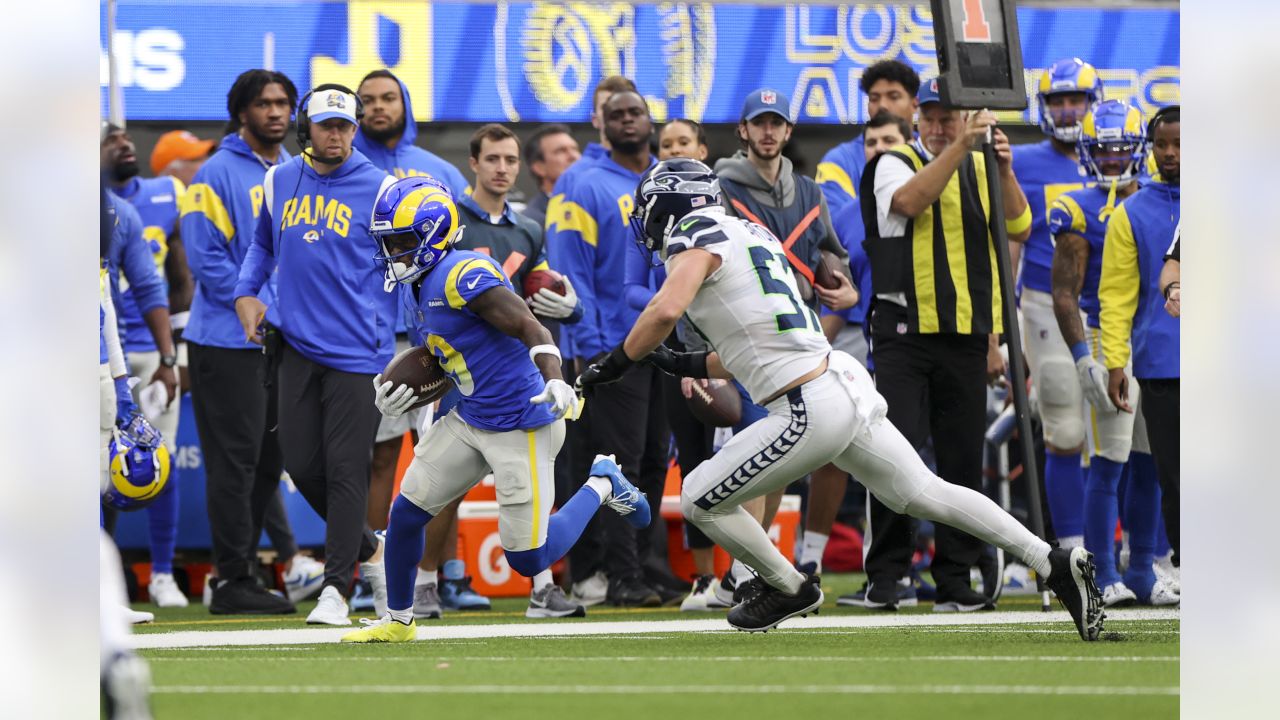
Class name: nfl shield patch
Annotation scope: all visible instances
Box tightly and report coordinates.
[761,90,777,105]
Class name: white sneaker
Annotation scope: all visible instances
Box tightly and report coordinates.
[681,574,730,611]
[123,605,155,624]
[527,584,586,618]
[202,573,217,607]
[1101,581,1138,608]
[148,572,189,608]
[360,559,388,619]
[1147,578,1180,606]
[306,586,351,625]
[284,555,325,602]
[1154,553,1180,594]
[569,570,608,607]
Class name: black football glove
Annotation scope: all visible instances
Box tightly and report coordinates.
[644,344,710,379]
[574,346,635,393]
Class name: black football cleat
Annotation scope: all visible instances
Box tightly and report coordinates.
[727,574,823,633]
[1046,547,1105,641]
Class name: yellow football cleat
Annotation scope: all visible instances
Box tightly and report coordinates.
[340,616,417,643]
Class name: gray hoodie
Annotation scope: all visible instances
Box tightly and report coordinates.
[714,150,847,261]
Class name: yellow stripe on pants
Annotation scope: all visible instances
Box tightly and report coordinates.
[527,431,540,549]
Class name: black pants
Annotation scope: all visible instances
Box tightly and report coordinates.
[277,342,381,596]
[188,342,285,581]
[864,327,989,595]
[662,372,716,552]
[262,488,299,560]
[570,363,669,589]
[1138,378,1180,566]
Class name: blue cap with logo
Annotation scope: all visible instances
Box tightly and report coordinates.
[741,88,793,123]
[917,77,942,107]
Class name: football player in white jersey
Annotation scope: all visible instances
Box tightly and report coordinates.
[577,159,1104,638]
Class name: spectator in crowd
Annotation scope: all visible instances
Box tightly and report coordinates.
[102,122,190,608]
[182,69,314,615]
[1099,105,1180,581]
[857,79,1031,612]
[233,83,396,625]
[547,90,674,607]
[151,129,215,187]
[1012,58,1103,554]
[522,123,580,228]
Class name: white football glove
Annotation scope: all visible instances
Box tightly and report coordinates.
[1075,356,1112,410]
[372,373,419,419]
[530,378,578,419]
[530,275,579,319]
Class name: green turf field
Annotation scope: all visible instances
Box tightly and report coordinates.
[133,573,1179,719]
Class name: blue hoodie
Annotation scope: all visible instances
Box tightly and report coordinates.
[110,175,184,353]
[181,134,287,350]
[105,193,167,346]
[234,148,397,374]
[353,75,469,197]
[545,153,655,361]
[815,135,867,223]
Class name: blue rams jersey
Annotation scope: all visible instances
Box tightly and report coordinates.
[815,135,867,223]
[1047,186,1114,328]
[1011,140,1090,295]
[413,250,555,432]
[111,176,183,353]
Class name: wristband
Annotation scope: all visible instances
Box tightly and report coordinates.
[170,311,189,331]
[529,344,561,364]
[1069,342,1090,362]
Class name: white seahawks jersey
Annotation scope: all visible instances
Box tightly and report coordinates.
[665,207,830,404]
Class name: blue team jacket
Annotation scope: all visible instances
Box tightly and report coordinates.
[353,76,469,196]
[105,194,167,348]
[545,153,655,361]
[234,148,397,374]
[815,134,867,224]
[181,134,286,350]
[111,176,183,352]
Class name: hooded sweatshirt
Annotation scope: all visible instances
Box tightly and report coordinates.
[105,194,167,351]
[353,74,469,197]
[180,133,286,350]
[234,148,397,374]
[110,175,184,352]
[714,151,847,298]
[816,135,868,223]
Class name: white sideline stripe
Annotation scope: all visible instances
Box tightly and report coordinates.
[149,654,1179,663]
[151,683,1178,697]
[131,608,1179,650]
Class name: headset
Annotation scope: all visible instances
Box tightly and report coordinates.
[295,82,365,152]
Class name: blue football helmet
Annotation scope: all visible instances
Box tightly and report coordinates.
[1037,58,1103,143]
[371,176,462,285]
[103,414,171,511]
[630,158,721,260]
[1078,99,1147,187]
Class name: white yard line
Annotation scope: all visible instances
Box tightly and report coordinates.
[132,608,1177,650]
[148,654,1179,663]
[150,682,1178,697]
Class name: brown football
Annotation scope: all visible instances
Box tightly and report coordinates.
[685,379,743,428]
[814,250,850,290]
[381,345,453,410]
[523,268,567,299]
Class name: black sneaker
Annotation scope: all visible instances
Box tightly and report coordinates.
[836,579,914,610]
[934,584,997,613]
[608,580,662,607]
[727,574,823,632]
[1046,547,1105,641]
[733,575,766,605]
[209,577,296,615]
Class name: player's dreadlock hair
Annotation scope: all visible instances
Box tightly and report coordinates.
[224,69,298,136]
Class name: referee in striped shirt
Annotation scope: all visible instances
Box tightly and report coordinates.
[854,80,1032,612]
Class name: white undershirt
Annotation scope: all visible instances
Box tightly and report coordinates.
[870,144,937,307]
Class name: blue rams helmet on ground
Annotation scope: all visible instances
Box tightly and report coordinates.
[371,175,461,285]
[1078,99,1148,187]
[630,158,721,260]
[1037,58,1103,143]
[103,414,171,511]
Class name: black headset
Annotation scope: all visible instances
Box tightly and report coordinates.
[1146,104,1180,138]
[295,83,365,149]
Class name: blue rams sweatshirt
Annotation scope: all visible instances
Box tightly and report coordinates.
[181,134,286,350]
[353,75,469,197]
[110,175,184,352]
[233,148,397,374]
[105,193,167,345]
[545,153,655,361]
[815,134,867,224]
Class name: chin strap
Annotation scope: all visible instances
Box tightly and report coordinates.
[1098,177,1119,222]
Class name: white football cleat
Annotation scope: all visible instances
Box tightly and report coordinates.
[148,572,189,608]
[1154,553,1180,595]
[123,605,155,624]
[1101,581,1138,608]
[306,586,351,626]
[1147,578,1180,606]
[284,555,325,602]
[570,570,608,607]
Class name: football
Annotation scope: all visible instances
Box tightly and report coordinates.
[685,379,743,428]
[814,250,850,291]
[523,268,567,299]
[380,345,453,410]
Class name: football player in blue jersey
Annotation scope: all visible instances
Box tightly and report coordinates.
[341,179,650,642]
[1048,100,1176,607]
[1011,58,1102,554]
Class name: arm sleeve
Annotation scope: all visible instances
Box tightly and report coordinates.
[1098,205,1141,369]
[179,176,241,299]
[233,182,278,300]
[623,240,656,312]
[102,280,128,378]
[545,183,603,357]
[117,203,168,314]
